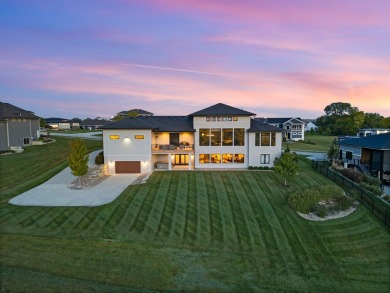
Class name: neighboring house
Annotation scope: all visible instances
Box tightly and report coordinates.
[117,109,154,118]
[357,128,390,137]
[0,102,40,151]
[265,117,305,141]
[303,120,318,132]
[45,118,72,130]
[338,133,390,182]
[80,119,109,130]
[101,103,283,174]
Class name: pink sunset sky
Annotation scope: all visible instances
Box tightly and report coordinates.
[1,0,389,119]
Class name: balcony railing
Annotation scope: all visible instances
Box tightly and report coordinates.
[152,144,194,152]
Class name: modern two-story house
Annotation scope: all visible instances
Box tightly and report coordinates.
[102,103,284,174]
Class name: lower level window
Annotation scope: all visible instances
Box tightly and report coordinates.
[222,153,233,163]
[23,137,30,145]
[199,154,210,164]
[234,154,245,163]
[211,154,221,163]
[199,153,245,164]
[346,151,353,160]
[260,154,270,164]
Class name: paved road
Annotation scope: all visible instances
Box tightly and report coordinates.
[9,150,139,207]
[294,151,327,160]
[41,130,102,140]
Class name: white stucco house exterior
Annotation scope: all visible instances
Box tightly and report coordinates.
[102,103,284,174]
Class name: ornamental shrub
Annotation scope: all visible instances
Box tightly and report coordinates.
[248,166,254,170]
[341,168,363,183]
[95,151,104,165]
[360,182,382,196]
[288,185,344,214]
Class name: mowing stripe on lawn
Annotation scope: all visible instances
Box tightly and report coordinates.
[194,171,211,246]
[211,172,241,249]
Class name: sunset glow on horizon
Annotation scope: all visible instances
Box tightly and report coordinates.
[1,0,389,119]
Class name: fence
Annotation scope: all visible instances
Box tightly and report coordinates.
[312,159,390,229]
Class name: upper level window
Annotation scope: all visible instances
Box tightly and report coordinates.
[261,133,270,146]
[211,128,221,146]
[292,125,302,130]
[200,129,210,146]
[255,132,276,146]
[234,128,245,146]
[271,133,276,146]
[222,128,233,146]
[206,116,238,122]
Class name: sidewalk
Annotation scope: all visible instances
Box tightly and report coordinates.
[9,150,140,207]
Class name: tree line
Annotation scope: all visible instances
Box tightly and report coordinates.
[316,102,390,135]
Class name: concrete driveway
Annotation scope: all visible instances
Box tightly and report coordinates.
[9,150,140,207]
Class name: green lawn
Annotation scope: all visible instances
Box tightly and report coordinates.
[283,133,337,152]
[0,137,102,195]
[1,162,389,291]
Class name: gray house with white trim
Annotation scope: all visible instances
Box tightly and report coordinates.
[0,102,40,151]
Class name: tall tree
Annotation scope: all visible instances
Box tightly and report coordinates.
[111,114,124,122]
[274,152,300,187]
[327,138,339,162]
[362,113,386,128]
[68,138,89,184]
[317,102,364,135]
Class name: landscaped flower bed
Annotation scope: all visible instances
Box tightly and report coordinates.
[289,185,358,220]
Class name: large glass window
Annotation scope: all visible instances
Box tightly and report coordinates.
[222,128,233,146]
[260,154,270,164]
[234,154,245,164]
[211,128,221,146]
[255,133,260,146]
[234,128,245,146]
[271,133,276,146]
[199,154,210,164]
[261,133,270,146]
[200,129,210,146]
[222,154,233,164]
[211,154,221,163]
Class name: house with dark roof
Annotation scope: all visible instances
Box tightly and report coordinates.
[357,128,390,137]
[338,133,390,182]
[101,103,283,174]
[265,117,305,141]
[80,119,109,130]
[0,102,40,150]
[117,109,154,118]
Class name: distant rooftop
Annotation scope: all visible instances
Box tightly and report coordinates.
[117,109,154,116]
[0,102,39,119]
[102,116,195,132]
[339,133,390,150]
[189,103,255,116]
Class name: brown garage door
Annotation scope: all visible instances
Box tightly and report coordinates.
[115,161,141,174]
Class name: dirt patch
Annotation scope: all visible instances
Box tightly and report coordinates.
[68,165,109,190]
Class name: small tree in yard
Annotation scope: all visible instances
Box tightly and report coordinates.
[68,138,89,184]
[274,152,300,187]
[327,138,339,162]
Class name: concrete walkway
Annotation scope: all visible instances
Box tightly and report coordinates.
[9,150,139,207]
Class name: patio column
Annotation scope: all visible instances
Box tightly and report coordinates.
[168,153,172,170]
[188,154,192,170]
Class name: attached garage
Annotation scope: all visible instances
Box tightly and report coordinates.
[115,161,141,174]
